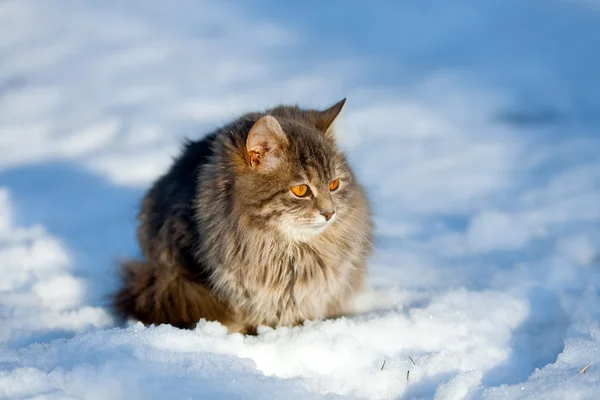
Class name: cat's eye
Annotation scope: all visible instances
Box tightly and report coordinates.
[329,179,340,192]
[291,184,310,197]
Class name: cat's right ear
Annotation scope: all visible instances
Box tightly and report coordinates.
[246,115,287,171]
[314,98,346,140]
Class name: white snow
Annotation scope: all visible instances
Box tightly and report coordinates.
[0,188,112,347]
[1,0,600,399]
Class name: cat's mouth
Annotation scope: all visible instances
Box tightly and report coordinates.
[307,222,327,231]
[305,215,336,230]
[288,216,336,240]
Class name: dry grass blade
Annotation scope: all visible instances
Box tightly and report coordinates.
[579,361,593,374]
[408,356,416,365]
[380,360,386,371]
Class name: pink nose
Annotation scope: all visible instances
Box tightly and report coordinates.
[321,210,335,221]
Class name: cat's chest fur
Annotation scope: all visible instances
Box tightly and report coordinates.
[211,237,357,327]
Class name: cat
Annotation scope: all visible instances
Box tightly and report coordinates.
[112,99,373,334]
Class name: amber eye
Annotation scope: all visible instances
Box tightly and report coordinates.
[291,184,310,197]
[329,179,340,191]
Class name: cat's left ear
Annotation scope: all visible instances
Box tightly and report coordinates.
[246,115,288,171]
[314,98,346,139]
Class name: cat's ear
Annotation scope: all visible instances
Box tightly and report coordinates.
[246,115,287,171]
[314,98,346,138]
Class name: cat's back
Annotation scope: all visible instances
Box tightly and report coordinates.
[149,133,217,208]
[137,133,218,270]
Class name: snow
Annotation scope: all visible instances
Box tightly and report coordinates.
[0,189,112,347]
[1,0,600,399]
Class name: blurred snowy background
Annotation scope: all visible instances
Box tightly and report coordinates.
[1,0,600,398]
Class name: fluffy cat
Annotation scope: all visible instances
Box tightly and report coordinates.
[112,99,373,334]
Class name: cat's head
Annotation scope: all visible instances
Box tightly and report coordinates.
[235,99,358,241]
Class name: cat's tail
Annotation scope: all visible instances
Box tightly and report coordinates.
[112,259,232,329]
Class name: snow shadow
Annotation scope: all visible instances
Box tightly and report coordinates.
[0,162,143,310]
[481,286,570,388]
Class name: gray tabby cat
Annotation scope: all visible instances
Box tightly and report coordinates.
[113,99,373,334]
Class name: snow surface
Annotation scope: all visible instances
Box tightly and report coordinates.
[1,0,600,398]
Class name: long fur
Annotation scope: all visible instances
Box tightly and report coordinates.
[112,101,373,333]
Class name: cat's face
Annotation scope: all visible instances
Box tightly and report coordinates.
[270,127,354,241]
[237,101,356,241]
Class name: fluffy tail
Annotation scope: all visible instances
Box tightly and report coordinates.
[112,259,231,329]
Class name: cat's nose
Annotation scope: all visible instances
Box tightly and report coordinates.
[321,210,335,221]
